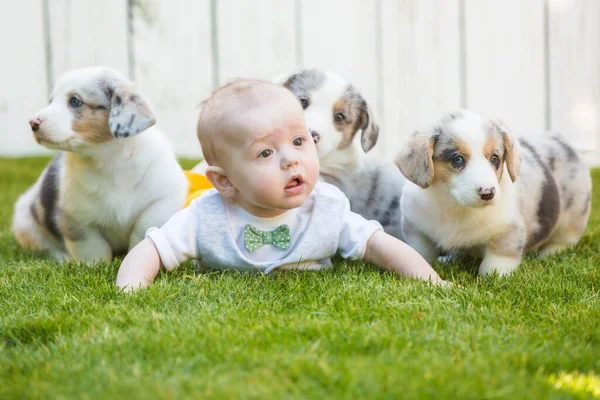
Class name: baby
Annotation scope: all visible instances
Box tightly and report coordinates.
[116,79,445,290]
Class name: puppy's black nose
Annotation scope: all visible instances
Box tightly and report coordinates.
[478,187,496,201]
[29,117,42,132]
[310,130,320,144]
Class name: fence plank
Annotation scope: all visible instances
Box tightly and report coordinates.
[132,0,214,158]
[0,0,50,156]
[217,0,297,83]
[379,0,461,159]
[464,0,545,133]
[549,0,600,165]
[299,0,381,148]
[48,0,129,81]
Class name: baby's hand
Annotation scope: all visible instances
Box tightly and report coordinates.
[115,238,162,291]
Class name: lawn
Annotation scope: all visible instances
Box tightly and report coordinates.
[0,157,599,399]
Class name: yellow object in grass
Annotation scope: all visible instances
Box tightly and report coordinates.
[184,171,213,207]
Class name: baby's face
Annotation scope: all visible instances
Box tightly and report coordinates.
[224,97,319,217]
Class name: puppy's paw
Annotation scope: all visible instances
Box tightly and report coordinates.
[51,250,70,263]
[478,253,521,277]
[437,252,460,263]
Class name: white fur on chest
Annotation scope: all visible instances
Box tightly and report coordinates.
[62,164,150,226]
[403,180,517,249]
[59,129,181,242]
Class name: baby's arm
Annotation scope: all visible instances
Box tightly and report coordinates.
[116,238,162,291]
[116,201,200,291]
[363,230,445,284]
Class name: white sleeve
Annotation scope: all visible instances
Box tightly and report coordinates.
[145,202,200,271]
[337,197,383,260]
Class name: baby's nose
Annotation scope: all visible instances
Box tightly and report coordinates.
[281,153,299,169]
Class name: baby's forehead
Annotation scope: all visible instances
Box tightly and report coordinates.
[228,86,297,112]
[226,86,302,122]
[231,101,305,141]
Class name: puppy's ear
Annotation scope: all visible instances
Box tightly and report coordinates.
[107,81,156,139]
[359,99,379,153]
[394,130,436,189]
[496,121,521,182]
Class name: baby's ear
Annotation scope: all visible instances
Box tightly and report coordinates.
[205,166,236,200]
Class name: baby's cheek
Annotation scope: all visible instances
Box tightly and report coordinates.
[253,174,280,199]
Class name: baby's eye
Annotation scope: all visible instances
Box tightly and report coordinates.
[258,149,272,158]
[293,137,304,146]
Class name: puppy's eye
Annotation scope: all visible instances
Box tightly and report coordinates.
[490,154,499,163]
[299,97,309,109]
[451,155,465,168]
[293,137,304,146]
[334,112,345,124]
[69,96,82,108]
[259,149,272,158]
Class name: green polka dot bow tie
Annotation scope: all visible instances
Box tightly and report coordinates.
[244,224,291,252]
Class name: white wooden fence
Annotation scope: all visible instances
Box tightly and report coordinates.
[1,0,599,165]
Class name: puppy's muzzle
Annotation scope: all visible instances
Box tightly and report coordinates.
[310,130,320,144]
[478,187,496,201]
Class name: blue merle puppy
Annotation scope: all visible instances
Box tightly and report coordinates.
[395,109,592,276]
[276,69,406,241]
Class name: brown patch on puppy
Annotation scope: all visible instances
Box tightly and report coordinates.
[488,120,521,182]
[482,136,496,158]
[431,137,472,184]
[501,131,520,182]
[432,160,454,184]
[455,139,472,160]
[333,97,358,148]
[482,136,503,181]
[71,105,113,144]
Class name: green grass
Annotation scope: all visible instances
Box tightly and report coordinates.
[1,157,599,399]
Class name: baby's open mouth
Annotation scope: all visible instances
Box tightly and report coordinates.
[284,175,305,195]
[285,175,304,189]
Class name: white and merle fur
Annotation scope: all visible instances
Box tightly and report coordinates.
[12,67,188,263]
[395,109,592,276]
[275,69,406,240]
